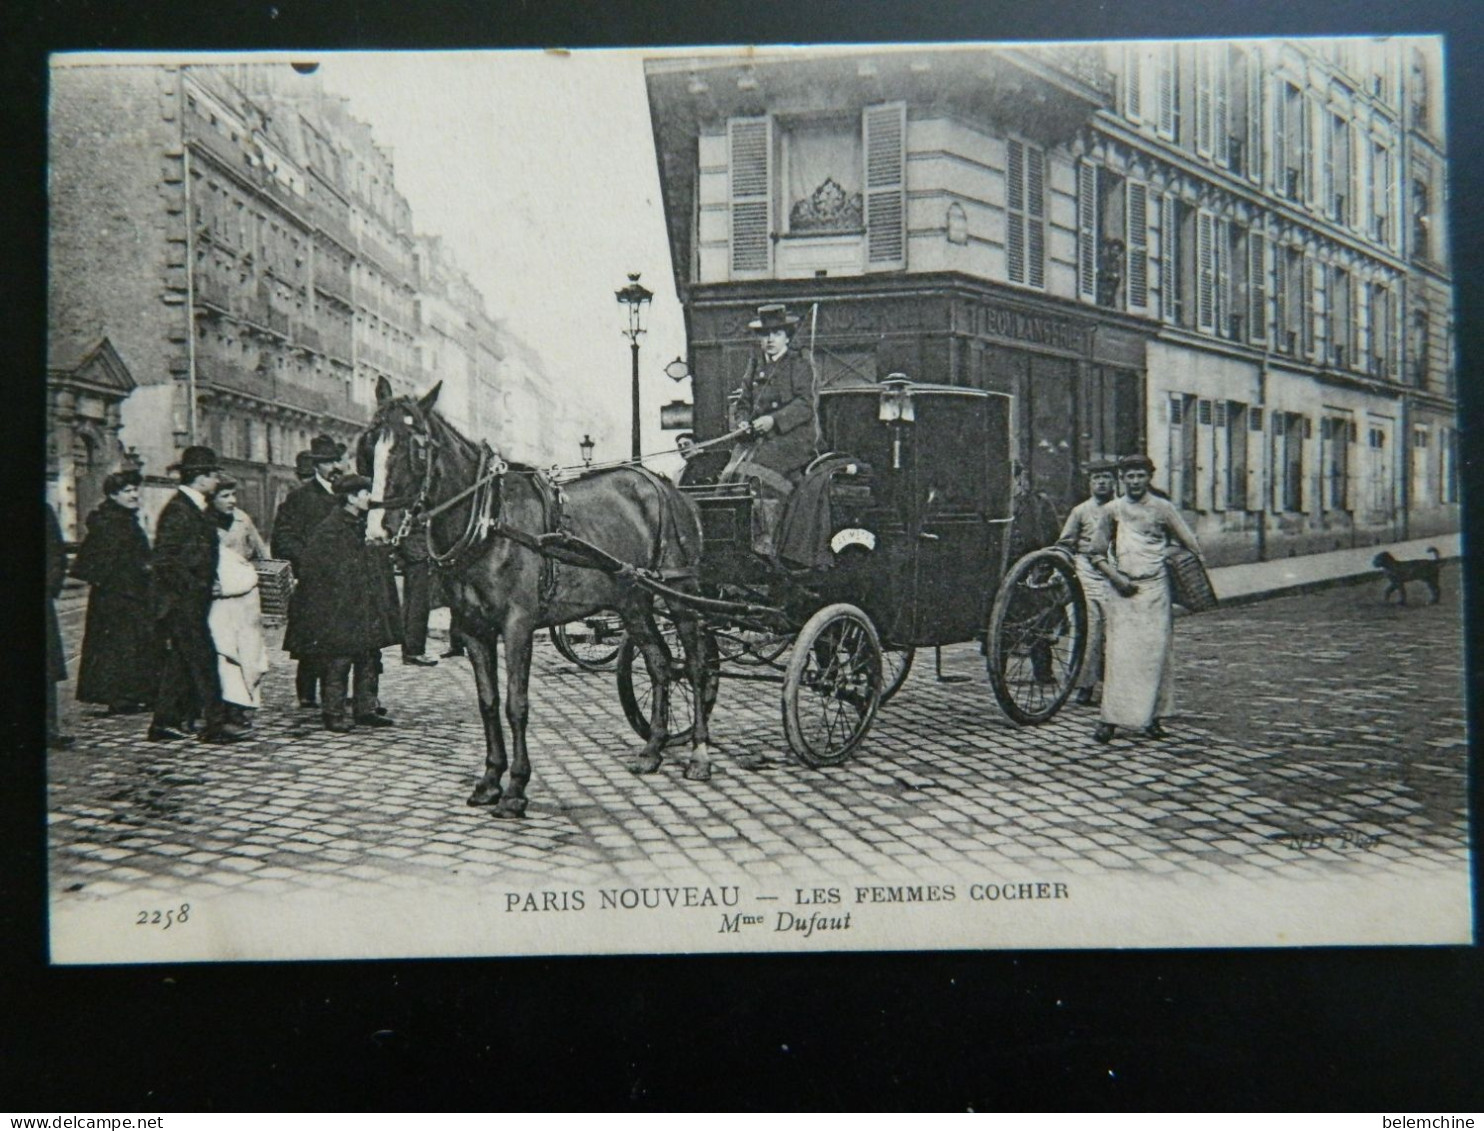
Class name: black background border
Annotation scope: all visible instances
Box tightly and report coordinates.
[5,0,1482,1111]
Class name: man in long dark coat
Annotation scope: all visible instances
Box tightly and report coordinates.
[285,474,402,732]
[273,434,345,707]
[148,445,245,744]
[71,469,161,713]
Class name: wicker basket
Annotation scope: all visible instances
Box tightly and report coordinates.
[255,558,295,619]
[1166,548,1218,612]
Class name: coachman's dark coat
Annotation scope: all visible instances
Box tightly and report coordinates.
[283,507,402,658]
[71,499,161,706]
[734,348,819,480]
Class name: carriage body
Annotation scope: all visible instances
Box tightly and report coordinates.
[684,381,1016,648]
[624,379,1088,767]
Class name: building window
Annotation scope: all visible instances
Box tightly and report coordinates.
[1412,47,1432,131]
[1006,138,1046,289]
[1369,282,1396,378]
[1279,411,1307,512]
[1412,424,1432,507]
[1441,427,1459,503]
[1371,142,1393,245]
[1414,307,1431,386]
[1412,173,1432,261]
[1326,112,1353,225]
[1331,266,1353,367]
[1169,392,1197,510]
[1276,80,1306,202]
[1163,197,1195,327]
[1225,400,1250,510]
[1320,416,1354,511]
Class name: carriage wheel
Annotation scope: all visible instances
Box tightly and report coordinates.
[616,626,719,746]
[549,612,625,671]
[879,645,916,705]
[987,549,1087,726]
[782,603,883,768]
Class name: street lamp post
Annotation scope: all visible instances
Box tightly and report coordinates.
[580,433,595,468]
[615,273,653,461]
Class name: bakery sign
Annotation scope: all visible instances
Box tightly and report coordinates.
[976,304,1090,354]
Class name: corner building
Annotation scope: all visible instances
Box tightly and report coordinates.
[644,38,1456,565]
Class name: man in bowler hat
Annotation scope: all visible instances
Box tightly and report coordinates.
[286,475,402,732]
[273,434,346,707]
[148,445,246,744]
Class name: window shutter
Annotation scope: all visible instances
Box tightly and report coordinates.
[1344,417,1358,511]
[1026,145,1046,289]
[1161,195,1177,322]
[1158,46,1176,137]
[1301,254,1315,358]
[1214,47,1230,165]
[1197,210,1216,332]
[1249,230,1267,342]
[1349,272,1360,366]
[728,116,772,277]
[863,102,906,271]
[1127,181,1149,309]
[1212,400,1229,511]
[1270,412,1284,512]
[1077,160,1098,299]
[1196,46,1213,155]
[1007,140,1026,284]
[1216,216,1231,334]
[1273,246,1288,351]
[1382,147,1395,248]
[1323,114,1336,218]
[1247,49,1264,185]
[1272,81,1287,195]
[1125,45,1143,121]
[1197,397,1215,511]
[1247,405,1266,511]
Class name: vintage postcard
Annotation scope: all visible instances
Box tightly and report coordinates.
[44,41,1470,963]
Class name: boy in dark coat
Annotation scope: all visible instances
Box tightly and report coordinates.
[273,434,345,707]
[285,475,402,732]
[71,469,161,713]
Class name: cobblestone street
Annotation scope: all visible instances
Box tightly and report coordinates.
[47,565,1470,929]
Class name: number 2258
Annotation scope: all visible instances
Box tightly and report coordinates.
[136,904,190,930]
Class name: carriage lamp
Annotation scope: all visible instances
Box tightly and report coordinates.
[615,273,654,461]
[580,434,595,468]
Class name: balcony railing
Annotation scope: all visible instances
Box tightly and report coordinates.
[196,355,271,398]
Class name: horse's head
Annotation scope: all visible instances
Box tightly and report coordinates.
[362,376,442,542]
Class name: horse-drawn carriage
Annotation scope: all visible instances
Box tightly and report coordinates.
[612,378,1089,767]
[364,374,1087,817]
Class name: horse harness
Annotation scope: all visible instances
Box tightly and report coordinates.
[391,439,564,615]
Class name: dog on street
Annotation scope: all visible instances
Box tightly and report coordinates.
[1372,547,1442,605]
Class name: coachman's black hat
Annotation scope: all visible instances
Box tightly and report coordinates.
[307,434,347,462]
[747,303,802,333]
[168,445,222,475]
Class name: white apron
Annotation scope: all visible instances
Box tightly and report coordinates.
[210,546,269,708]
[1099,499,1175,729]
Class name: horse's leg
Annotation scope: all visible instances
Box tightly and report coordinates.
[492,617,536,819]
[620,598,671,775]
[464,630,509,807]
[667,603,716,782]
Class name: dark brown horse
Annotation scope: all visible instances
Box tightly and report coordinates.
[363,378,716,818]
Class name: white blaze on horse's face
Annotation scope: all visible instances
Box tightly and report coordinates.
[366,430,395,542]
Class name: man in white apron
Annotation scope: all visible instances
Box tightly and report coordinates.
[1056,458,1118,706]
[1087,454,1204,743]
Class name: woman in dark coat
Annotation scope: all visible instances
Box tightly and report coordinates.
[70,470,162,713]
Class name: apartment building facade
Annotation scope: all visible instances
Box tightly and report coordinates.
[644,37,1456,566]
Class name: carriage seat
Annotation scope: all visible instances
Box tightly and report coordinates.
[773,455,873,570]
